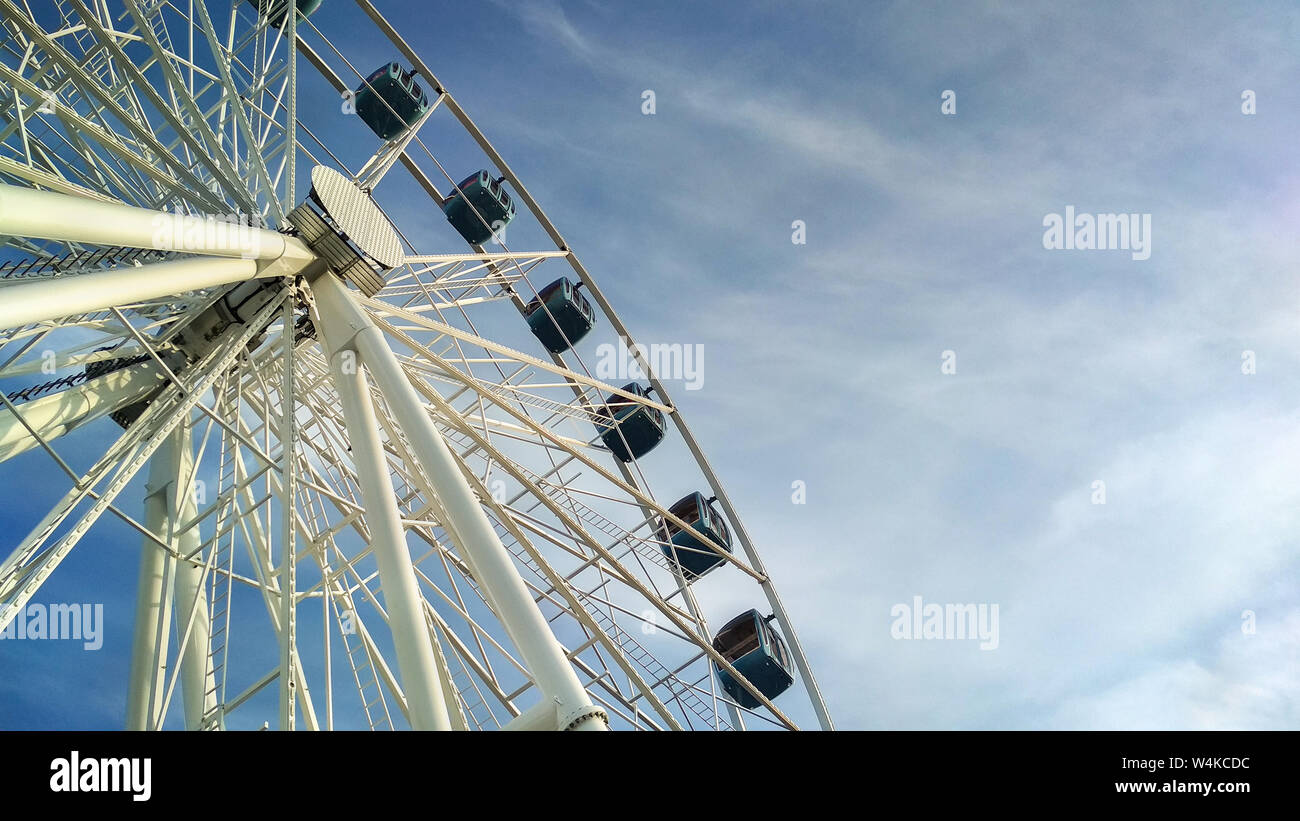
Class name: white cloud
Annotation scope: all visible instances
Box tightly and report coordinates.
[471,0,1300,730]
[1048,610,1300,729]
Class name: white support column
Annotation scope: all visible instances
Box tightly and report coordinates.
[311,272,607,731]
[170,421,217,730]
[126,429,178,731]
[500,699,561,731]
[317,308,452,732]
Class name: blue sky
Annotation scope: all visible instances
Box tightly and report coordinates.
[3,0,1300,730]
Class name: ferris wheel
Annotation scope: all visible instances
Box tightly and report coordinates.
[0,0,834,731]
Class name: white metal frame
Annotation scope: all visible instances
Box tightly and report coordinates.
[0,0,833,731]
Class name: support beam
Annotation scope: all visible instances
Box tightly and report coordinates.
[0,363,165,463]
[311,272,606,731]
[0,257,260,331]
[0,183,310,263]
[278,296,298,730]
[126,428,179,731]
[170,422,217,730]
[316,302,452,731]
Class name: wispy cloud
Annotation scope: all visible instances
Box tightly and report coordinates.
[474,0,1300,729]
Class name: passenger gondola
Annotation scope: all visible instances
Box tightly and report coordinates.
[354,62,430,140]
[660,491,732,579]
[443,169,516,245]
[244,0,323,30]
[593,382,664,462]
[524,277,596,353]
[712,609,796,709]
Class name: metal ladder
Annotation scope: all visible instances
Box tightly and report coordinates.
[443,648,499,730]
[581,600,730,731]
[534,478,677,574]
[54,0,119,93]
[0,246,171,280]
[481,510,727,730]
[199,373,242,730]
[333,594,394,731]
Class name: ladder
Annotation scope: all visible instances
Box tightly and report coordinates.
[200,372,241,729]
[484,517,729,730]
[332,590,394,731]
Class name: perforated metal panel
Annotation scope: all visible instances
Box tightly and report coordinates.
[286,166,403,297]
[309,166,403,268]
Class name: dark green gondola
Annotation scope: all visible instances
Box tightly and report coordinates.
[524,277,596,353]
[593,382,664,462]
[713,610,796,709]
[355,62,430,140]
[244,0,322,29]
[661,492,732,579]
[443,169,516,245]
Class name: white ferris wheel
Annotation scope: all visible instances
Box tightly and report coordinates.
[0,0,834,731]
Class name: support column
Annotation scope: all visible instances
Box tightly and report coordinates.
[126,430,178,730]
[170,422,216,730]
[318,317,452,731]
[278,296,297,731]
[311,272,606,731]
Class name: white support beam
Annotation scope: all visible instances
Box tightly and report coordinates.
[126,427,179,731]
[0,363,165,463]
[0,257,260,331]
[0,179,323,328]
[311,271,607,731]
[315,293,453,731]
[169,421,218,730]
[0,183,312,263]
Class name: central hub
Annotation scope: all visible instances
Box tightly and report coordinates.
[286,166,404,296]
